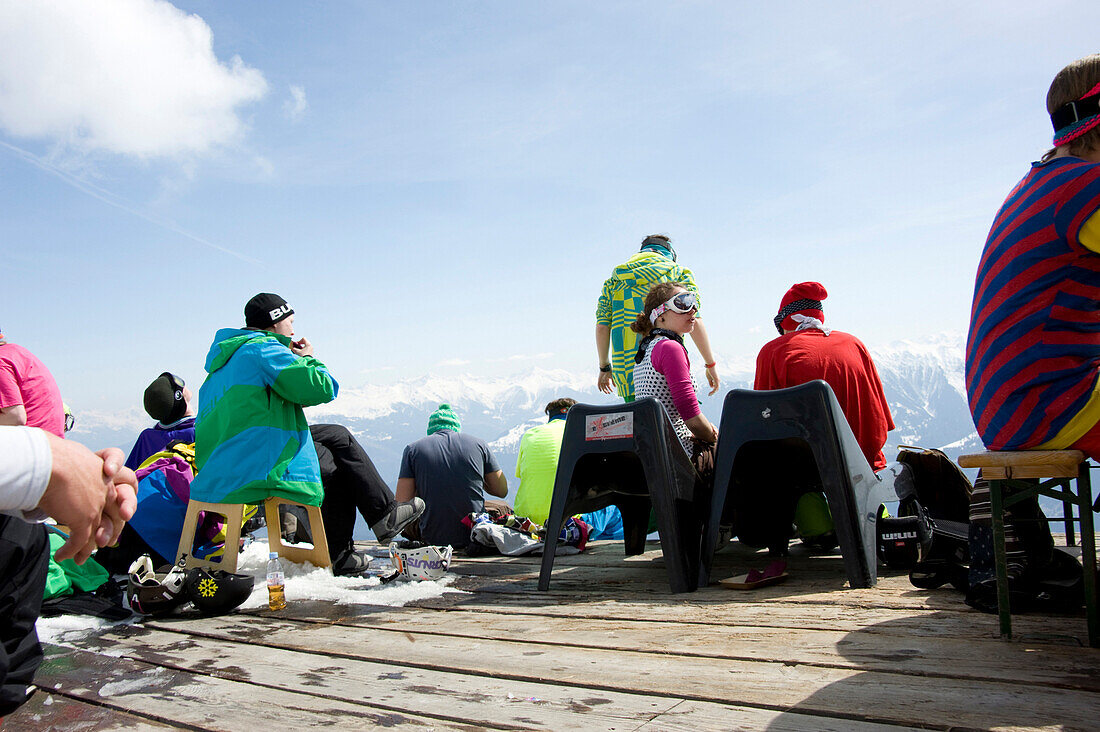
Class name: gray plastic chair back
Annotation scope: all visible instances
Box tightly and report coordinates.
[538,398,703,593]
[700,380,893,588]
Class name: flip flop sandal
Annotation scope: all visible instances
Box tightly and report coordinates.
[719,560,789,590]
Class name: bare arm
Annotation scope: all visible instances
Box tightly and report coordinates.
[484,470,508,498]
[0,404,28,426]
[685,414,718,444]
[37,437,138,564]
[395,477,417,503]
[595,323,614,394]
[688,319,720,395]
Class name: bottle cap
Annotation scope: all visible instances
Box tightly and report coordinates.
[269,552,279,559]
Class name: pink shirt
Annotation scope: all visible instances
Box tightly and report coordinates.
[650,339,701,420]
[0,343,65,437]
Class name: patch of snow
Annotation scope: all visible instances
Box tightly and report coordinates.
[36,543,465,647]
[99,667,171,697]
[225,542,465,609]
[36,614,127,649]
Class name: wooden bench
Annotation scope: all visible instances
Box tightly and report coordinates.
[175,496,331,574]
[958,450,1097,647]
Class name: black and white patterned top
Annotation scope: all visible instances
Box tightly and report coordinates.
[633,335,695,457]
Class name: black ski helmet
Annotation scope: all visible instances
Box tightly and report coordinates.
[127,555,189,616]
[184,567,255,615]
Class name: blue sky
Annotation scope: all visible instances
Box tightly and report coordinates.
[2,0,1099,418]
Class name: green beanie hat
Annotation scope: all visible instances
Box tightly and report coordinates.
[427,404,461,435]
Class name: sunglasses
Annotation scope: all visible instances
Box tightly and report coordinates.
[649,291,697,324]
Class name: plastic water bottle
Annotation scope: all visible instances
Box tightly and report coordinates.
[267,552,286,611]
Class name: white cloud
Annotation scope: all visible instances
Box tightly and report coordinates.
[284,85,308,121]
[252,154,275,177]
[0,0,268,158]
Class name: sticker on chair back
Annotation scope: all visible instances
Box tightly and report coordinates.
[585,412,634,441]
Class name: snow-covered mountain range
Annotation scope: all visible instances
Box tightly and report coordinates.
[72,333,980,488]
[873,334,983,458]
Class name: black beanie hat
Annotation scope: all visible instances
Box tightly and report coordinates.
[245,293,294,329]
[144,372,187,424]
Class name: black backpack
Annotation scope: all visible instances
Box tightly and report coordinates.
[965,475,1084,614]
[877,446,972,591]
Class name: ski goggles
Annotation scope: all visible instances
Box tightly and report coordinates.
[649,291,697,324]
[161,372,185,392]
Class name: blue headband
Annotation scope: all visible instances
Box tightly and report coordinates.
[640,241,676,261]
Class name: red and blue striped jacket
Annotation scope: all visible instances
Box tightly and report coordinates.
[966,156,1100,450]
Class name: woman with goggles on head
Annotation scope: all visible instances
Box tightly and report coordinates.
[630,282,719,467]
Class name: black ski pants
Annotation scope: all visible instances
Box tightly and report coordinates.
[0,515,49,717]
[310,424,396,556]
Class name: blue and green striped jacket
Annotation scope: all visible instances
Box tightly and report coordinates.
[191,328,338,506]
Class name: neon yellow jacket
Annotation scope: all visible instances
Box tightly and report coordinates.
[514,418,567,525]
[596,252,699,400]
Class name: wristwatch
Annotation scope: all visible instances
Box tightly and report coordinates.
[599,364,612,373]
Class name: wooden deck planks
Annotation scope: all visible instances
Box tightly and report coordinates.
[332,607,1100,691]
[27,644,500,731]
[4,686,180,731]
[64,623,681,731]
[9,540,1100,731]
[634,700,924,732]
[411,596,1090,640]
[140,613,1100,731]
[34,622,913,732]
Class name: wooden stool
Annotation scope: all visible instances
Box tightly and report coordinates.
[176,497,331,574]
[958,450,1098,647]
[263,497,331,570]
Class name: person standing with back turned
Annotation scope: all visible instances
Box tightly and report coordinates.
[595,235,720,401]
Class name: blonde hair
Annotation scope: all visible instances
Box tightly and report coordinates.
[1042,54,1100,161]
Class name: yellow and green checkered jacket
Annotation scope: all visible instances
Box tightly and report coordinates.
[596,252,699,400]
